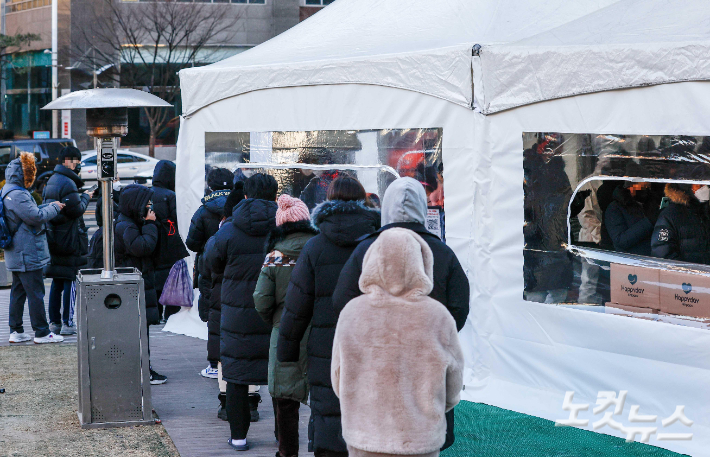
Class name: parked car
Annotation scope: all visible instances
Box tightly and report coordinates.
[80,149,159,189]
[0,138,78,192]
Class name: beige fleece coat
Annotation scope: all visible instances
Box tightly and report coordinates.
[331,228,464,455]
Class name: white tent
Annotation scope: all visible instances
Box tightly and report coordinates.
[174,0,710,453]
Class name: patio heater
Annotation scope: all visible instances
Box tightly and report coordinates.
[42,89,172,429]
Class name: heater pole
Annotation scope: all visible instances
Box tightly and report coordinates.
[98,137,117,279]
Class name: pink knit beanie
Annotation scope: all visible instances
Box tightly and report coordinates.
[276,194,310,226]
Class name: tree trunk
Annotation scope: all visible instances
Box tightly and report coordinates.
[149,131,156,158]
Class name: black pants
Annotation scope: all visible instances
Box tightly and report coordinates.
[442,408,455,450]
[273,398,300,457]
[164,305,181,320]
[226,383,251,440]
[8,270,50,338]
[48,278,72,325]
[314,450,348,457]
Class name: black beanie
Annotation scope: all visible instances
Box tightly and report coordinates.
[60,146,82,161]
[207,167,234,191]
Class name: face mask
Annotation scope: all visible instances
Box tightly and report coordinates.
[695,185,710,202]
[634,190,649,203]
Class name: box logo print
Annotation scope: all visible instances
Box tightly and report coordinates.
[628,275,638,285]
[682,283,692,294]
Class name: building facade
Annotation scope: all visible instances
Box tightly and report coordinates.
[1,0,325,149]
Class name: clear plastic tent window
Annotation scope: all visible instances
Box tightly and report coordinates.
[523,132,710,329]
[204,128,445,236]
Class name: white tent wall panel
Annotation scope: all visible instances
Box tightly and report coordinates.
[465,81,710,455]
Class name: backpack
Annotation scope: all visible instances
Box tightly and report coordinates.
[0,184,23,249]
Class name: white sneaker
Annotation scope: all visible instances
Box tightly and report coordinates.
[9,331,32,343]
[34,332,65,344]
[200,365,219,379]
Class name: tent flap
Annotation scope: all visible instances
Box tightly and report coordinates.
[477,41,710,114]
[180,45,474,116]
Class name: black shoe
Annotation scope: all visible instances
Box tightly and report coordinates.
[217,404,228,421]
[248,392,261,422]
[228,439,249,451]
[150,368,167,385]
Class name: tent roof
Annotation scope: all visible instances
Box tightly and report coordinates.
[179,0,618,116]
[477,0,710,113]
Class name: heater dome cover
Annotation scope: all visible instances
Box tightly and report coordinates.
[41,88,172,110]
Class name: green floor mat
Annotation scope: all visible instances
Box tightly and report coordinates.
[441,401,688,457]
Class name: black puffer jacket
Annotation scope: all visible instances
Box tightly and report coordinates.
[186,189,231,254]
[651,184,710,264]
[152,160,188,291]
[332,222,469,330]
[42,165,90,279]
[200,233,224,366]
[187,188,231,321]
[115,184,160,325]
[605,187,653,256]
[206,198,277,384]
[278,200,380,453]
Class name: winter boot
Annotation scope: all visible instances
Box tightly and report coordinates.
[248,392,261,422]
[217,392,228,421]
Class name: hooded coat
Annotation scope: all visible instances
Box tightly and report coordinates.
[1,153,61,272]
[331,177,468,450]
[42,164,90,278]
[151,160,188,291]
[604,186,653,256]
[187,188,231,321]
[254,221,317,403]
[332,228,463,455]
[651,184,710,264]
[332,177,469,330]
[206,198,278,385]
[114,184,160,325]
[278,199,380,453]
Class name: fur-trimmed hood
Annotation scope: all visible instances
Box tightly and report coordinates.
[265,220,318,255]
[311,199,380,247]
[359,228,433,298]
[5,152,37,189]
[665,183,698,206]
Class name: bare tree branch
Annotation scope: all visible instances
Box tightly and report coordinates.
[79,0,240,156]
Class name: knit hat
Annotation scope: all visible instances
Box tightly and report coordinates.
[276,194,310,226]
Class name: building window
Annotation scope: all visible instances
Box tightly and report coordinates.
[304,0,335,5]
[5,0,52,14]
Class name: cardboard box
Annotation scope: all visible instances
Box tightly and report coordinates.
[605,303,659,314]
[659,270,710,318]
[610,264,661,308]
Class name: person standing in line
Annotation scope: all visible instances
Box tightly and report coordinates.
[332,228,464,457]
[151,160,189,322]
[113,184,166,385]
[199,185,245,421]
[206,173,278,451]
[43,146,93,336]
[254,194,317,457]
[278,176,380,457]
[186,167,233,379]
[332,177,468,449]
[6,152,65,344]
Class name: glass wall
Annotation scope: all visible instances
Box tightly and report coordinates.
[205,128,445,235]
[523,133,710,328]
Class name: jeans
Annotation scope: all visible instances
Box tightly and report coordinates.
[273,397,301,457]
[226,383,251,440]
[49,278,72,325]
[8,270,50,338]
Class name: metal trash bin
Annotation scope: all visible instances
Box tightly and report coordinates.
[76,267,153,429]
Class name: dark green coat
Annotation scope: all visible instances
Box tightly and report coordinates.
[254,221,317,403]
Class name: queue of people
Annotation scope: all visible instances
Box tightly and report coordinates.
[188,170,468,455]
